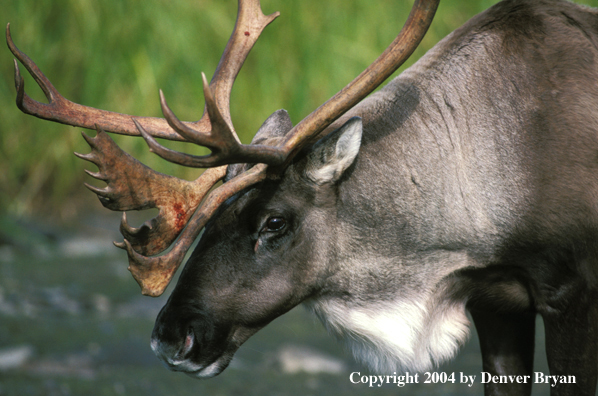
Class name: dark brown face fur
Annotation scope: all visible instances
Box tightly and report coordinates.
[151,179,316,377]
[150,112,356,377]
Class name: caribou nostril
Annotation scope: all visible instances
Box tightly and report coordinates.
[180,326,194,357]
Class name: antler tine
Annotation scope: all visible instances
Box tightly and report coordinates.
[7,24,56,105]
[279,0,440,165]
[159,76,237,148]
[206,0,280,131]
[137,78,287,168]
[6,24,187,141]
[157,0,280,139]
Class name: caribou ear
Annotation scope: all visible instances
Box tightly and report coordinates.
[251,109,293,144]
[304,117,362,184]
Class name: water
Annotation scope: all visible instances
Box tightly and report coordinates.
[0,216,558,395]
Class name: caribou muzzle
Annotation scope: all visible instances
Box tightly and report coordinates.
[150,306,244,379]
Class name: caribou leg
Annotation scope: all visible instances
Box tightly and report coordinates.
[541,290,598,396]
[470,310,536,396]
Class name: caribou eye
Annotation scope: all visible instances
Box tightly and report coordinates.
[264,217,286,232]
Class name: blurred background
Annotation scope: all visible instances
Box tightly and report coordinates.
[0,0,593,395]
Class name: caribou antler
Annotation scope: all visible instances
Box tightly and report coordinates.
[7,0,280,296]
[75,128,227,256]
[140,78,287,168]
[5,0,279,141]
[8,0,439,297]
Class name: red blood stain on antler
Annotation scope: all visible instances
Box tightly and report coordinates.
[173,202,187,232]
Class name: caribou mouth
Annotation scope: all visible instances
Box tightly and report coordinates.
[185,356,233,379]
[151,344,235,378]
[150,303,266,379]
[150,331,239,379]
[173,350,236,379]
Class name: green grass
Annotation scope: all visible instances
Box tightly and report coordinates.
[0,0,512,217]
[3,0,594,217]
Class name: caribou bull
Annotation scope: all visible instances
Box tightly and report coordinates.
[7,0,598,395]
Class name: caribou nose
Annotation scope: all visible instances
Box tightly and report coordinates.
[151,324,196,368]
